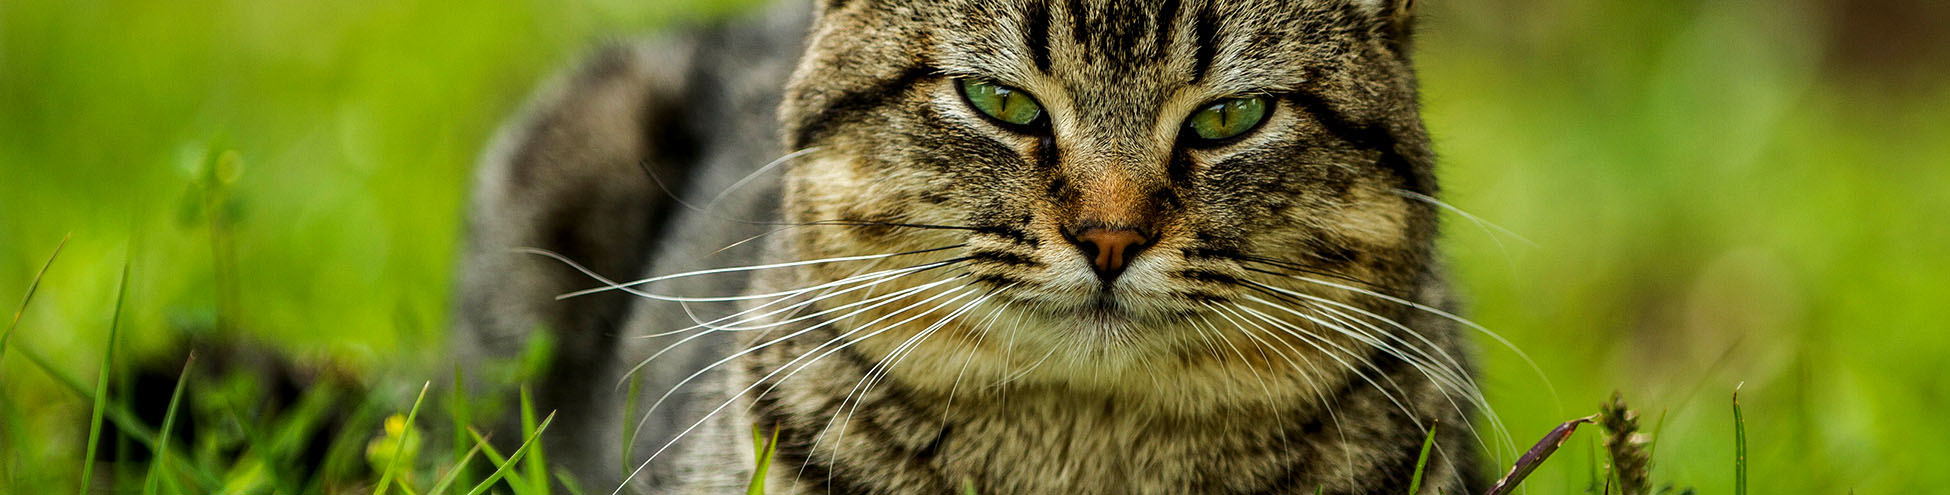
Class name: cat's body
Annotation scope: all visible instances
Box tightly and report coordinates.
[455,1,1486,493]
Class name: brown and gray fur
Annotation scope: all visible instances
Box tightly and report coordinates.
[454,0,1491,493]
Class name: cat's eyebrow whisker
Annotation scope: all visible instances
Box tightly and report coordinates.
[534,244,963,300]
[615,280,975,494]
[1392,188,1538,248]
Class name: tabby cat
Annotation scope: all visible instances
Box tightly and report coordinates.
[453,0,1490,493]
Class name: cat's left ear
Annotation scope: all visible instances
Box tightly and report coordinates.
[1361,0,1418,46]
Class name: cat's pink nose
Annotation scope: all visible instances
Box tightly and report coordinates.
[1066,227,1151,283]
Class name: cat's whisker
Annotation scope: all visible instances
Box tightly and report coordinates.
[616,280,975,494]
[1224,300,1428,436]
[544,244,963,300]
[1236,296,1501,471]
[1262,271,1560,404]
[1207,302,1357,488]
[796,287,995,486]
[1240,282,1481,406]
[1284,296,1507,463]
[636,275,965,415]
[660,258,965,334]
[620,276,967,455]
[1392,188,1537,248]
[940,287,1017,425]
[615,264,958,391]
[705,146,823,212]
[1200,303,1300,451]
[1227,303,1418,489]
[1248,283,1516,460]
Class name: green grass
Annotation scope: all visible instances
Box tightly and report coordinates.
[3,0,1949,493]
[1408,422,1438,495]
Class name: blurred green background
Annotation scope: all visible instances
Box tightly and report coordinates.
[2,0,1946,492]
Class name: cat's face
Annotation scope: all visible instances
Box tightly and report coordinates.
[776,0,1439,410]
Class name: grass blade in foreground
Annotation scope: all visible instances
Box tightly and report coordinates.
[1733,385,1747,495]
[521,387,550,495]
[465,428,533,489]
[0,234,68,370]
[747,422,780,495]
[425,436,488,495]
[1408,421,1437,495]
[78,260,130,495]
[1484,415,1595,495]
[376,382,433,495]
[465,412,557,495]
[142,355,196,495]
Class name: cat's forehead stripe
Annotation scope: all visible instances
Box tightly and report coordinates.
[1189,2,1217,83]
[1025,0,1052,72]
[1003,0,1218,84]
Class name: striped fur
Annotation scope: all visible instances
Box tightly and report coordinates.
[455,0,1486,493]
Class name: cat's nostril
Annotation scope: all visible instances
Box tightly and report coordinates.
[1066,227,1151,283]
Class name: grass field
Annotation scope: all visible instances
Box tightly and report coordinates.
[4,0,1947,493]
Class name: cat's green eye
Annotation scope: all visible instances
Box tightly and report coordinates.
[1184,96,1270,143]
[958,79,1046,128]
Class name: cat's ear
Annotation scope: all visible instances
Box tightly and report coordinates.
[1360,0,1419,46]
[1360,0,1416,18]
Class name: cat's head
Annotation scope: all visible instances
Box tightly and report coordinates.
[773,0,1442,411]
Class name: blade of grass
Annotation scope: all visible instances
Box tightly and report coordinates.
[1407,420,1438,495]
[1486,416,1596,495]
[520,387,549,495]
[555,469,588,495]
[0,234,68,369]
[308,393,388,494]
[78,260,130,495]
[448,366,474,494]
[143,354,196,495]
[2,393,24,489]
[1733,384,1747,495]
[375,382,433,495]
[620,372,641,477]
[425,439,488,495]
[465,427,532,489]
[253,378,345,494]
[12,344,221,489]
[464,412,556,495]
[747,422,780,495]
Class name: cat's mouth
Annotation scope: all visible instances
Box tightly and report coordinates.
[1009,285,1193,328]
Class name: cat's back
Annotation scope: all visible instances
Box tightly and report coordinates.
[451,3,809,490]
